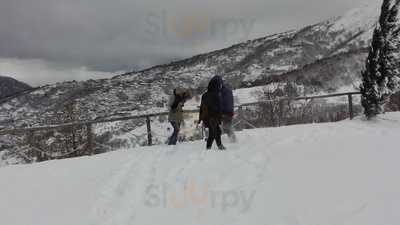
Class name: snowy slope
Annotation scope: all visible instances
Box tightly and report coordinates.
[1,112,400,225]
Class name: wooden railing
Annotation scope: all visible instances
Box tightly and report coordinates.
[0,91,361,161]
[238,91,360,120]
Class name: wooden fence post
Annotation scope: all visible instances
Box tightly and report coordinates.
[146,116,152,146]
[27,130,35,161]
[236,106,243,131]
[348,94,354,120]
[86,123,94,155]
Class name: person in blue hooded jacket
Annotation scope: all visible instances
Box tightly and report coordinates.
[221,83,237,142]
[199,75,226,150]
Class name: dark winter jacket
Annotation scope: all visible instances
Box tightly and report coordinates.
[199,76,223,127]
[221,85,234,116]
[207,75,223,115]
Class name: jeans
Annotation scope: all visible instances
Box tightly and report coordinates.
[168,122,181,145]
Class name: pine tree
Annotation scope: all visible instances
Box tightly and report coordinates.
[361,0,400,119]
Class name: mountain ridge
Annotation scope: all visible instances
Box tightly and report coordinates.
[0,2,382,158]
[0,75,32,99]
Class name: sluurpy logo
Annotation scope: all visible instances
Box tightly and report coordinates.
[144,10,256,47]
[143,179,257,213]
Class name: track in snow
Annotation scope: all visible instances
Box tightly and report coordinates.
[1,113,400,225]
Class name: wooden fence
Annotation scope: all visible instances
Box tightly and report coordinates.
[0,91,361,161]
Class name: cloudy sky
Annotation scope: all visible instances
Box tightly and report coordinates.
[0,0,372,86]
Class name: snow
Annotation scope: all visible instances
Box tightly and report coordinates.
[330,0,380,33]
[0,151,21,167]
[233,86,265,104]
[244,65,264,82]
[2,103,12,110]
[233,83,305,105]
[324,0,380,51]
[1,112,400,225]
[269,64,298,71]
[31,89,47,96]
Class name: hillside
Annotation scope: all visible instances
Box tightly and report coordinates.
[0,76,32,99]
[0,2,381,155]
[0,112,399,225]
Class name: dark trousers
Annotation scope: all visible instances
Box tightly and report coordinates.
[168,122,181,145]
[207,123,222,149]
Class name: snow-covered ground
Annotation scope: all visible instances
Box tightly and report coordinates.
[1,113,400,225]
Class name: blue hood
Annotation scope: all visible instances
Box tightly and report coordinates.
[208,75,223,92]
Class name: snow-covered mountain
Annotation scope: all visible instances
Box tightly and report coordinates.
[1,112,399,225]
[0,2,381,159]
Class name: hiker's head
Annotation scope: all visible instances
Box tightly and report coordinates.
[174,88,192,100]
[208,75,223,92]
[183,89,193,100]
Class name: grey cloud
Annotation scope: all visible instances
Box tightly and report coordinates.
[0,0,370,85]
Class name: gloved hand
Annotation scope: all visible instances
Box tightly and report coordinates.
[196,120,203,128]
